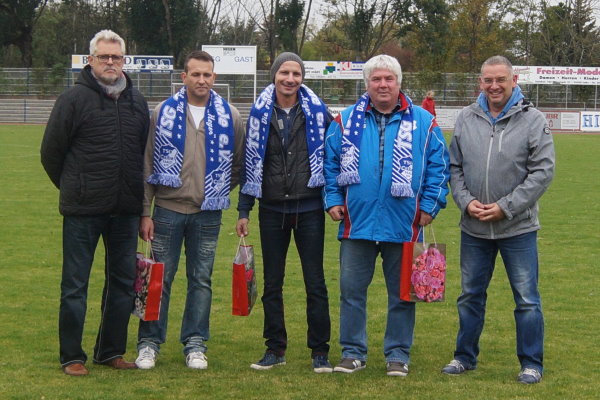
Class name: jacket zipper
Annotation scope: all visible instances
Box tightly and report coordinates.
[115,97,123,211]
[485,124,495,238]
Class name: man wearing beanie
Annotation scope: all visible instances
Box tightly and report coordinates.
[236,52,333,373]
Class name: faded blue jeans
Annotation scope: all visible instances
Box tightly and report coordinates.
[137,206,222,356]
[453,231,544,373]
[339,239,415,364]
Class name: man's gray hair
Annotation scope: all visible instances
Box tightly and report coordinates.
[481,55,513,76]
[89,30,126,55]
[363,55,402,87]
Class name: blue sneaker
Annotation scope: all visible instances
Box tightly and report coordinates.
[441,359,475,375]
[517,368,542,384]
[250,352,286,370]
[312,355,333,373]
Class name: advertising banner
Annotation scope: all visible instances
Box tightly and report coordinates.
[304,61,365,80]
[71,55,173,72]
[201,45,256,75]
[580,111,600,131]
[514,66,600,85]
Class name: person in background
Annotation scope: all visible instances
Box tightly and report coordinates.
[421,90,437,116]
[236,52,333,373]
[441,55,555,384]
[135,50,245,370]
[41,29,149,376]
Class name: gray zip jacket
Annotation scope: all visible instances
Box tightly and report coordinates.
[449,100,555,239]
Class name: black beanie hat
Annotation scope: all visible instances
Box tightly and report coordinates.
[270,52,305,82]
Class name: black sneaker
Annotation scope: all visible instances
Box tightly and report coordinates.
[386,362,409,377]
[333,358,366,373]
[250,352,286,370]
[312,355,333,373]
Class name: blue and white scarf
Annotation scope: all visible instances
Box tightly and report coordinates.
[241,84,328,198]
[338,92,415,198]
[148,87,235,210]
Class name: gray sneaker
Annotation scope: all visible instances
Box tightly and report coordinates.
[441,359,474,375]
[386,362,409,377]
[250,352,286,370]
[333,358,366,373]
[517,368,542,384]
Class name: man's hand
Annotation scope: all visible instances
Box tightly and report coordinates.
[139,216,154,241]
[419,211,433,226]
[467,200,505,222]
[327,206,345,221]
[236,218,249,237]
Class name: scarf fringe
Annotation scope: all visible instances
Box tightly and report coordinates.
[201,197,230,211]
[147,173,183,188]
[391,183,414,198]
[336,171,361,186]
[307,173,325,188]
[241,182,262,198]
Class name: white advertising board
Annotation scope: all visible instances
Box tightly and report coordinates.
[304,61,365,80]
[514,66,600,85]
[435,108,462,130]
[201,45,256,75]
[543,112,561,130]
[561,112,580,130]
[71,55,173,72]
[580,111,600,131]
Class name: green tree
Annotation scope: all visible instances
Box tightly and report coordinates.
[399,0,451,71]
[275,0,304,53]
[0,0,48,67]
[533,0,600,66]
[127,0,202,66]
[322,0,403,61]
[446,0,506,72]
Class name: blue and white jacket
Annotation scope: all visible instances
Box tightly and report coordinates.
[323,93,450,243]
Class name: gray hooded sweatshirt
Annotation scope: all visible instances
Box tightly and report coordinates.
[449,99,555,239]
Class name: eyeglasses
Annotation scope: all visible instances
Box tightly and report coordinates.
[94,54,124,63]
[481,77,509,86]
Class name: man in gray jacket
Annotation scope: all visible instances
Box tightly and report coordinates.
[441,56,555,384]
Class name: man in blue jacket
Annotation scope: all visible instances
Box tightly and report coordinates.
[441,56,554,384]
[323,54,450,376]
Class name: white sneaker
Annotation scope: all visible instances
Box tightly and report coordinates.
[186,351,208,369]
[135,346,157,369]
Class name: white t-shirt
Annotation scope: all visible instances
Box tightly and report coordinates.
[188,105,205,130]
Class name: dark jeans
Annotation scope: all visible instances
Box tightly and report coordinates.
[258,208,331,356]
[59,214,139,366]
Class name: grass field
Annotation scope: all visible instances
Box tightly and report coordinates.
[0,125,598,399]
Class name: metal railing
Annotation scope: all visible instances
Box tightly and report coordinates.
[1,68,598,109]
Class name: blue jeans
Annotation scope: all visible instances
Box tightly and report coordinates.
[137,206,222,356]
[59,214,139,366]
[258,208,331,356]
[339,239,415,364]
[454,231,544,372]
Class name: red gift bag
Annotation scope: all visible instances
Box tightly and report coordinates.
[400,227,446,303]
[232,237,258,316]
[133,243,164,321]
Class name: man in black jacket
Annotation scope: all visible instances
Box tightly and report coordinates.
[236,52,332,373]
[41,30,149,376]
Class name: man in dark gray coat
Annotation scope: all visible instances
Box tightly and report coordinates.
[41,29,149,376]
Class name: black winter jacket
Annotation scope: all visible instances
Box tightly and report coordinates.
[261,106,322,202]
[41,65,150,216]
